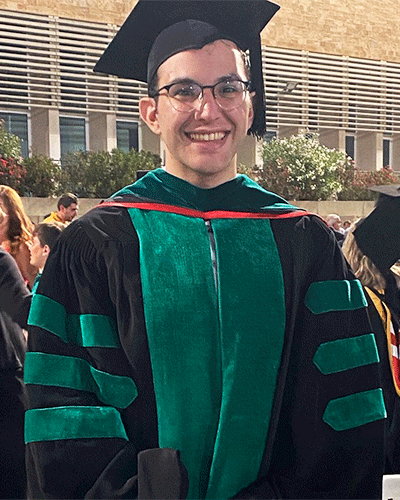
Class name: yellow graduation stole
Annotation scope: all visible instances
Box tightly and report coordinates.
[365,287,400,397]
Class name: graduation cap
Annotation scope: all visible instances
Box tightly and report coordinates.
[353,184,400,275]
[94,0,280,137]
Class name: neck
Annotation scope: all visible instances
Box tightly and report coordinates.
[164,166,237,189]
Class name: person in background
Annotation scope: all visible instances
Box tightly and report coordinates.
[0,206,31,499]
[25,1,388,498]
[42,193,78,225]
[326,213,345,243]
[343,219,352,237]
[0,185,37,289]
[28,222,64,293]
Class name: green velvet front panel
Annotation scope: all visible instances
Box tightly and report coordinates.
[129,209,286,500]
[25,352,137,409]
[25,406,128,443]
[304,279,367,315]
[313,333,380,375]
[206,218,286,499]
[28,294,120,347]
[323,389,386,431]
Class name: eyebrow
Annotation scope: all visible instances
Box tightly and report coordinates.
[164,73,243,86]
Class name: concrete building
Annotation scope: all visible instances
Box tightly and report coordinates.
[1,0,400,171]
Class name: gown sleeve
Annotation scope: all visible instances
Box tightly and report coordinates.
[0,247,31,330]
[25,208,188,499]
[0,248,30,499]
[263,215,386,499]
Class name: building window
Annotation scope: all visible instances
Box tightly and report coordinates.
[60,117,86,163]
[264,130,277,143]
[346,135,355,160]
[117,121,139,152]
[0,112,29,157]
[383,138,391,168]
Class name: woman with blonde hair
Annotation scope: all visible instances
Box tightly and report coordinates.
[342,219,386,291]
[0,185,37,289]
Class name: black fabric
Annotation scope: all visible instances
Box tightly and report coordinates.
[26,177,388,499]
[0,247,31,499]
[354,194,400,274]
[364,290,400,476]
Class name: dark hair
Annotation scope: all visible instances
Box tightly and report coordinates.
[148,43,252,97]
[33,222,64,250]
[57,193,78,210]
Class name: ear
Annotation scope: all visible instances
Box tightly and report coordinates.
[42,244,51,257]
[248,92,255,128]
[139,97,161,135]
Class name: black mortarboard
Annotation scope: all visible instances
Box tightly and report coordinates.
[353,184,400,274]
[94,0,280,137]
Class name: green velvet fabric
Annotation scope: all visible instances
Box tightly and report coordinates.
[25,352,137,409]
[323,389,386,431]
[115,168,299,213]
[304,279,367,315]
[313,333,380,375]
[25,406,128,443]
[28,294,119,347]
[129,208,286,500]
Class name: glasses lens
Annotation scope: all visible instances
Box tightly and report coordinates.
[215,80,246,110]
[168,82,202,111]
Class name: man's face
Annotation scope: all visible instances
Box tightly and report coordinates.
[140,40,254,188]
[61,203,78,222]
[29,235,47,270]
[333,219,341,231]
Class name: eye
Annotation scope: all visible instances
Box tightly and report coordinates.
[216,80,243,99]
[169,83,200,100]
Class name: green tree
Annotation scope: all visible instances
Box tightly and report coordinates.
[20,155,64,197]
[0,122,21,159]
[255,133,352,201]
[61,149,162,198]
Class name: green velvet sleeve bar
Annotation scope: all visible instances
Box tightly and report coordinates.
[313,334,380,375]
[28,294,120,347]
[25,406,128,443]
[323,389,386,431]
[25,352,138,409]
[305,279,367,315]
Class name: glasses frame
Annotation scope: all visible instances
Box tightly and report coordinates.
[152,78,252,112]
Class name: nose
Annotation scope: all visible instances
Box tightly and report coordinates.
[194,88,221,120]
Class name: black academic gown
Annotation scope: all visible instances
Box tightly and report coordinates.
[26,169,386,499]
[0,247,31,499]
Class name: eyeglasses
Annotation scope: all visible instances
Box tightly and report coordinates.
[152,79,251,112]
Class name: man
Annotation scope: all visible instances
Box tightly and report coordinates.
[327,213,345,243]
[25,1,387,498]
[42,192,78,224]
[28,222,64,293]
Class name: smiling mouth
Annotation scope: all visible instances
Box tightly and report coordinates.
[186,132,228,142]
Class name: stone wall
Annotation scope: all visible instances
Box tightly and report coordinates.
[22,197,376,225]
[1,0,399,64]
[264,0,400,63]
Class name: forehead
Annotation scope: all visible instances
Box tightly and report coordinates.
[157,39,247,85]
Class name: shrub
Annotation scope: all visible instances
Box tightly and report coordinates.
[20,154,64,197]
[0,156,26,191]
[61,149,162,198]
[337,165,399,201]
[255,133,352,200]
[0,123,21,159]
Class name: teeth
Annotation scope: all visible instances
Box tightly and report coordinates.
[189,132,225,141]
